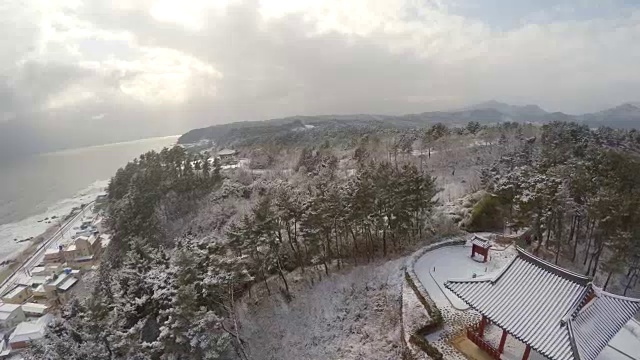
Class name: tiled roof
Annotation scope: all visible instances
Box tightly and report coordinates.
[444,248,640,360]
[217,149,236,156]
[471,235,491,249]
[570,288,640,360]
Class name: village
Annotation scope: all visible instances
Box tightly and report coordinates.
[0,203,110,358]
[0,148,244,358]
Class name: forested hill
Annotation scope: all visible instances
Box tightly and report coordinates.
[27,119,640,359]
[179,102,640,148]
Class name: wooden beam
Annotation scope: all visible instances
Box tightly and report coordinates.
[478,316,487,337]
[522,344,531,360]
[498,329,508,353]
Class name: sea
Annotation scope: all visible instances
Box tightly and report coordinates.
[0,135,179,261]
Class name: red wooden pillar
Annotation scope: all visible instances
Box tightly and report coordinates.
[498,329,508,353]
[522,344,531,360]
[478,316,487,337]
[471,245,476,258]
[483,250,488,263]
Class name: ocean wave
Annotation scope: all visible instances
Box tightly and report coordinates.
[0,179,108,262]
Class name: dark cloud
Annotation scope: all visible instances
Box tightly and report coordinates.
[1,0,640,157]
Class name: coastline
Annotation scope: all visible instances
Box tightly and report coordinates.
[0,222,61,283]
[0,180,107,262]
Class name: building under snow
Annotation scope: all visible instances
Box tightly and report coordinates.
[445,247,640,360]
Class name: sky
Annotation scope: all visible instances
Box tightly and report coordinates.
[1,0,640,154]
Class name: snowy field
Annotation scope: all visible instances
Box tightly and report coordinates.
[236,259,405,360]
[412,239,640,360]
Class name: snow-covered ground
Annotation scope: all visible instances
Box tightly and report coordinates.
[414,240,516,310]
[236,259,405,360]
[412,239,640,360]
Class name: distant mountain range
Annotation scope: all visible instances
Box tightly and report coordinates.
[461,101,640,128]
[179,101,640,146]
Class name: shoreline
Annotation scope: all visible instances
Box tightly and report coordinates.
[0,221,61,283]
[0,201,95,291]
[0,198,93,283]
[0,180,109,262]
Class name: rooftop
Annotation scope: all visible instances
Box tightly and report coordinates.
[21,303,48,315]
[44,248,59,255]
[29,275,52,285]
[73,255,94,262]
[217,148,237,156]
[471,235,491,249]
[57,277,78,292]
[9,314,53,344]
[0,304,22,320]
[3,285,27,299]
[87,235,99,245]
[31,266,46,274]
[48,273,70,288]
[0,304,21,313]
[444,248,640,360]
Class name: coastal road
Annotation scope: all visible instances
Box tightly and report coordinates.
[0,202,94,296]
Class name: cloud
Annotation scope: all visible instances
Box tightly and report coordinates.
[1,0,640,155]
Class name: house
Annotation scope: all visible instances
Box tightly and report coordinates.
[31,264,62,277]
[2,285,31,305]
[29,285,49,305]
[20,303,49,317]
[43,248,63,265]
[88,235,102,255]
[0,304,25,329]
[44,273,69,293]
[99,234,112,250]
[8,314,53,349]
[445,247,640,360]
[73,235,101,257]
[43,273,78,304]
[55,277,78,303]
[68,255,95,270]
[23,275,52,287]
[63,243,77,260]
[217,149,237,164]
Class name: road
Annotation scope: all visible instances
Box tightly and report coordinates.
[0,202,94,296]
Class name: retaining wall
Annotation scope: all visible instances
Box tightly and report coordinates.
[400,237,467,360]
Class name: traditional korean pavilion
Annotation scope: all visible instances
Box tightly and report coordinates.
[471,235,492,263]
[445,247,640,360]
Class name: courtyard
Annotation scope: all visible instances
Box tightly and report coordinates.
[411,236,640,360]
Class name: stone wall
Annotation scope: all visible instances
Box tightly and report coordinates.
[400,238,467,360]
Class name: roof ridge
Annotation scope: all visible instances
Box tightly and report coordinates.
[562,284,593,325]
[516,247,591,285]
[592,285,640,302]
[490,255,518,284]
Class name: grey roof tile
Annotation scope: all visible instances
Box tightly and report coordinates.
[444,248,640,360]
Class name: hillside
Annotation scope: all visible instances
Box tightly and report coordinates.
[179,102,640,148]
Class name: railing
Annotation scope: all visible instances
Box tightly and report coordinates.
[467,323,501,360]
